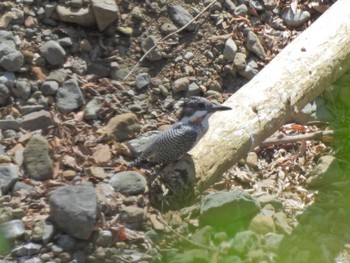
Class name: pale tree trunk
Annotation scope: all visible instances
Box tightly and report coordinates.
[150,0,350,210]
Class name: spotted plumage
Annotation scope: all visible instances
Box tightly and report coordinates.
[132,96,231,166]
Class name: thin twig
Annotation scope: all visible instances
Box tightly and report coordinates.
[123,0,218,80]
[259,130,335,148]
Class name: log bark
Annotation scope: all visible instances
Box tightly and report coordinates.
[149,0,350,210]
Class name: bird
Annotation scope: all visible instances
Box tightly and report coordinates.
[131,96,231,166]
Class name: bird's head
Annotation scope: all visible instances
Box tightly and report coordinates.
[179,96,231,124]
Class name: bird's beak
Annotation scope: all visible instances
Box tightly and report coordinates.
[207,104,232,112]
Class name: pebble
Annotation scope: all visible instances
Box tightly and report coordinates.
[39,40,66,65]
[91,0,119,31]
[234,52,247,70]
[96,230,114,247]
[20,110,54,131]
[168,5,196,31]
[23,135,53,181]
[92,145,111,164]
[249,214,276,234]
[72,58,88,75]
[264,233,284,251]
[13,79,31,100]
[141,35,162,61]
[56,78,85,113]
[223,38,237,61]
[47,69,67,84]
[0,84,10,105]
[12,181,36,195]
[0,219,25,239]
[109,171,147,195]
[105,112,141,141]
[0,71,16,88]
[0,165,19,194]
[184,52,194,61]
[282,8,311,28]
[160,23,178,34]
[135,72,150,89]
[84,98,102,121]
[231,230,259,255]
[41,80,59,95]
[119,206,145,223]
[0,41,24,72]
[238,59,259,79]
[224,0,236,13]
[200,190,260,228]
[172,77,190,93]
[11,242,42,257]
[186,82,201,97]
[246,30,266,59]
[49,184,98,240]
[56,5,96,27]
[273,212,293,235]
[234,4,248,16]
[249,0,264,11]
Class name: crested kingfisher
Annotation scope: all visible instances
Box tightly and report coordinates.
[132,96,231,166]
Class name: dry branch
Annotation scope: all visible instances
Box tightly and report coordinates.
[150,0,350,210]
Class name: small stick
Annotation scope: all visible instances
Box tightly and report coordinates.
[123,0,218,80]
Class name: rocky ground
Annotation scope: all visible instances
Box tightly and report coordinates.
[1,0,349,262]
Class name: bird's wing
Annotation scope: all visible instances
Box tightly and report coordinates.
[139,124,199,164]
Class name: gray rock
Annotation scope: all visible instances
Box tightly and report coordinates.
[0,219,25,239]
[46,69,67,84]
[293,97,333,123]
[0,41,24,72]
[111,67,129,80]
[246,31,266,59]
[141,35,162,61]
[200,190,260,227]
[172,77,190,92]
[0,165,19,194]
[135,73,150,89]
[105,113,141,141]
[0,84,10,105]
[160,23,178,34]
[109,171,147,195]
[73,250,86,263]
[273,212,293,235]
[56,234,79,251]
[224,0,236,13]
[21,110,54,131]
[223,38,237,61]
[72,58,88,75]
[234,4,248,16]
[249,214,275,234]
[262,0,277,10]
[282,8,310,28]
[126,130,160,156]
[23,135,53,181]
[13,80,31,100]
[58,37,73,47]
[238,59,259,79]
[56,5,96,27]
[264,233,284,251]
[18,105,45,115]
[84,98,101,121]
[91,0,119,31]
[96,230,113,247]
[56,79,85,113]
[233,52,247,70]
[42,220,55,244]
[231,230,259,255]
[186,82,201,97]
[168,5,196,31]
[12,182,36,195]
[0,71,16,88]
[39,40,66,66]
[41,81,59,95]
[3,129,17,139]
[249,0,264,11]
[0,119,19,132]
[11,242,42,257]
[49,185,99,240]
[119,206,145,223]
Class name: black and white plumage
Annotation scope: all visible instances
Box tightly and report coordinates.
[132,96,231,166]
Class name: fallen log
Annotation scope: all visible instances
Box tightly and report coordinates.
[149,0,350,210]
